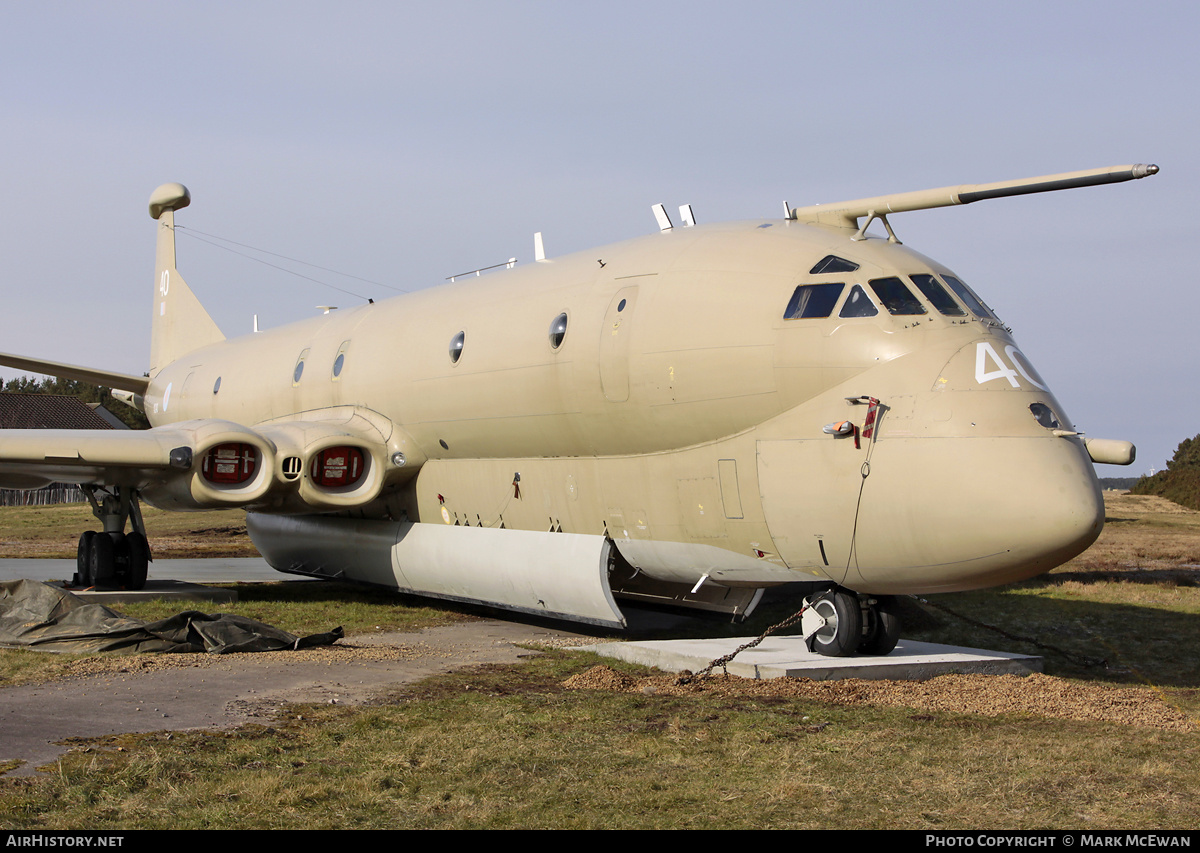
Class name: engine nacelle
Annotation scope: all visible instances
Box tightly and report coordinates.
[254,421,385,511]
[141,420,276,510]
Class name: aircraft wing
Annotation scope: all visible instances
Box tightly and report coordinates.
[0,414,412,513]
[0,351,150,396]
[0,426,193,490]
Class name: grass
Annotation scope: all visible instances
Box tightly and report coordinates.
[1,492,1198,828]
[1,653,1197,829]
[0,504,256,558]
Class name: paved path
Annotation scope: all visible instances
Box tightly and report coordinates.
[0,620,589,776]
[0,557,287,584]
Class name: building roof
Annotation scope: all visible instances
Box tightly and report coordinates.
[0,394,125,430]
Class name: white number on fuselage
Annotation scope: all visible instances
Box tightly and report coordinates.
[975,342,1047,390]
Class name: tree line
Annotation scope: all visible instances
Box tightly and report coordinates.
[1132,433,1200,511]
[1,375,150,430]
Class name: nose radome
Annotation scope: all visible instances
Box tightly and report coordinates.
[851,435,1104,593]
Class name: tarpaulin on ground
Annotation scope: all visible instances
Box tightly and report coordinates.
[0,579,343,654]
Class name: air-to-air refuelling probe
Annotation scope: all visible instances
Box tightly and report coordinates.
[0,164,1156,655]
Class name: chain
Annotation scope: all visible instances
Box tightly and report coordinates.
[675,593,1110,685]
[676,604,810,684]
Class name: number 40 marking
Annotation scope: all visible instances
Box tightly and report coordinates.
[975,342,1047,390]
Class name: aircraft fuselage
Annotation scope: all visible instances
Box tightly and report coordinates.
[142,215,1104,598]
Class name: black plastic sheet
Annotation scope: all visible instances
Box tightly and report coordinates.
[0,579,343,654]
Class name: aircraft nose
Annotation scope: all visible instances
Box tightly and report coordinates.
[851,435,1104,593]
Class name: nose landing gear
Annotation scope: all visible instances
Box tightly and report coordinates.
[803,589,902,657]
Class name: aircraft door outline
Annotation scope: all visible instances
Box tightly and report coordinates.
[599,286,639,403]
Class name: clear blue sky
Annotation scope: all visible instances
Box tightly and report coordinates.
[0,1,1194,473]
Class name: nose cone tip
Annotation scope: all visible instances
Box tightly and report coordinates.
[1019,464,1105,571]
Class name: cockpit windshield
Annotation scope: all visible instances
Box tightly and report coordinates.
[910,274,965,316]
[868,277,926,316]
[942,275,999,321]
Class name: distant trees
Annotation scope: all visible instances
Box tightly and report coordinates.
[1,376,150,430]
[1132,434,1200,511]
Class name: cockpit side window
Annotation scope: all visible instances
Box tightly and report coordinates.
[869,277,926,316]
[784,283,845,319]
[942,275,998,320]
[910,274,965,316]
[839,285,878,318]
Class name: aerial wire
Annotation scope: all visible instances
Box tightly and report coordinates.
[175,225,412,301]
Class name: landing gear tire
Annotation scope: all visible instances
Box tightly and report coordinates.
[858,595,902,656]
[75,531,96,587]
[89,532,116,588]
[121,532,149,591]
[807,590,863,657]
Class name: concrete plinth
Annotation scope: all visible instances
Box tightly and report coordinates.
[582,637,1041,681]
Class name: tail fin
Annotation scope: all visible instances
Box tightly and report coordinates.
[148,183,225,376]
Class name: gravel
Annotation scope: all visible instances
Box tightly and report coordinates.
[563,665,1196,731]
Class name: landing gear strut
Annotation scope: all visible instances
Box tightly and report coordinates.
[72,486,151,590]
[803,588,903,657]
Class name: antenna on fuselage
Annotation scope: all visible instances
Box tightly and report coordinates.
[652,204,673,231]
[679,204,696,227]
[534,232,546,262]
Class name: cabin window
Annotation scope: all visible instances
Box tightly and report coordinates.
[449,331,465,364]
[809,255,860,274]
[549,313,568,349]
[839,285,878,318]
[292,349,309,386]
[910,274,965,316]
[869,277,926,316]
[332,340,350,380]
[784,283,844,319]
[212,376,221,394]
[942,275,998,320]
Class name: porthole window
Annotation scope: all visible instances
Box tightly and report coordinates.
[332,340,351,381]
[1029,402,1061,430]
[617,298,627,312]
[213,376,222,394]
[549,313,568,349]
[292,348,310,386]
[449,331,465,364]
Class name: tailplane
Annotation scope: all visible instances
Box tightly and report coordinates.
[148,183,225,376]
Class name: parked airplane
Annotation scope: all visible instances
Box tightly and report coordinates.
[0,164,1154,655]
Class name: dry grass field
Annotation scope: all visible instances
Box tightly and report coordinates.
[0,504,256,559]
[0,492,1197,829]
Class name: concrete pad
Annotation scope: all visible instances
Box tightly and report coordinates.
[581,637,1041,681]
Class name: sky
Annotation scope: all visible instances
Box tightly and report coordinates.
[0,1,1194,473]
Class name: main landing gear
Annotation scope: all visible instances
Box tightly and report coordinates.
[72,486,150,590]
[804,588,902,657]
